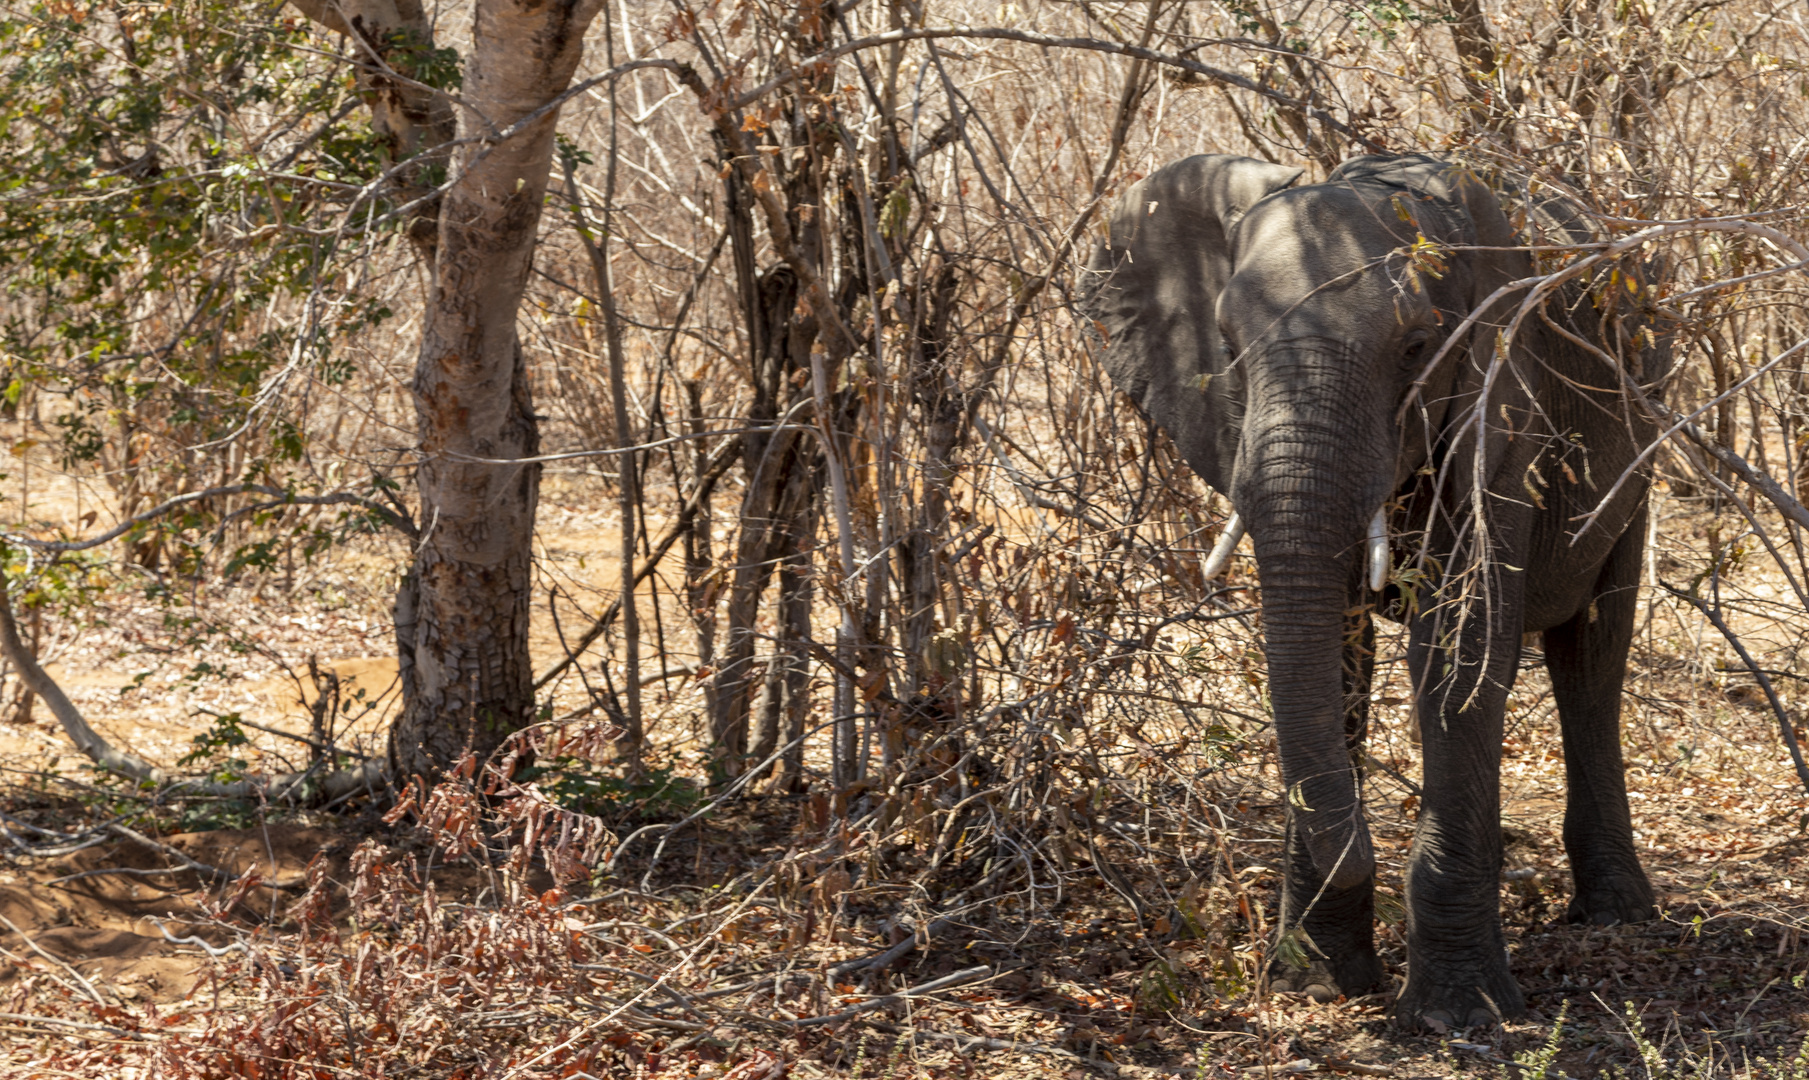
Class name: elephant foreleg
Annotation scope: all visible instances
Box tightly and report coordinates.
[1273,598,1384,1000]
[1544,507,1656,926]
[1396,565,1529,1029]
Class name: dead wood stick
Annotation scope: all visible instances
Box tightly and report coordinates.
[0,811,79,838]
[46,866,193,887]
[533,434,740,690]
[0,812,112,858]
[610,1006,709,1032]
[689,974,795,1002]
[107,824,237,885]
[828,917,955,975]
[1675,417,1809,532]
[0,578,168,785]
[1311,1057,1393,1077]
[0,1010,146,1039]
[142,915,250,956]
[2,483,415,553]
[0,912,105,1005]
[790,965,991,1028]
[687,918,951,1005]
[574,963,705,1017]
[233,716,375,759]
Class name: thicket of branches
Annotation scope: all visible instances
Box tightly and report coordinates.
[0,0,1807,1070]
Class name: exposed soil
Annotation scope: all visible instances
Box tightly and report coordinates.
[0,457,1804,1077]
[0,823,358,1006]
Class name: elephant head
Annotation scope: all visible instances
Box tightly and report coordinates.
[1082,154,1530,890]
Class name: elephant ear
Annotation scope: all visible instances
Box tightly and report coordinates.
[1081,155,1303,496]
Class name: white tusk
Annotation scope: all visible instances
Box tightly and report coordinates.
[1367,507,1390,592]
[1202,513,1245,580]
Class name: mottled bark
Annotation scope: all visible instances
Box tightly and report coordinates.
[284,0,457,258]
[387,0,605,779]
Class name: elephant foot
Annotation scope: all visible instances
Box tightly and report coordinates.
[1392,964,1525,1032]
[1271,949,1385,1003]
[1566,865,1656,926]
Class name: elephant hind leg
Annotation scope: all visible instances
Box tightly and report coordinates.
[1544,507,1656,926]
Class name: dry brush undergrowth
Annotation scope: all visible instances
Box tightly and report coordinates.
[1,0,1808,1074]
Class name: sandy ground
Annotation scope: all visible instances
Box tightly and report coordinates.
[0,427,1803,1076]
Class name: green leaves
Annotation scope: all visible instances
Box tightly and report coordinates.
[384,28,463,91]
[0,0,417,581]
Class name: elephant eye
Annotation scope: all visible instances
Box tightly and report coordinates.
[1402,336,1430,367]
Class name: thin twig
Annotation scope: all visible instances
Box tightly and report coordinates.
[1662,582,1809,796]
[46,866,193,887]
[533,434,740,689]
[0,912,106,1005]
[0,1010,147,1039]
[2,483,415,552]
[863,1017,1121,1074]
[234,716,376,759]
[142,916,251,957]
[108,824,238,885]
[790,965,992,1027]
[828,918,955,976]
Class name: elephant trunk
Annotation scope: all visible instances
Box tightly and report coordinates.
[1236,346,1385,890]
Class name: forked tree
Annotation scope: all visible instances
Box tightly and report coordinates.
[285,0,606,777]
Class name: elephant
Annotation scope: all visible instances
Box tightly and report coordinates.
[1081,153,1671,1028]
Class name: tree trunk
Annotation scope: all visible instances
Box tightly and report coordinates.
[749,463,820,791]
[283,0,456,259]
[900,263,965,701]
[683,378,719,733]
[1444,0,1514,143]
[387,0,605,780]
[709,431,791,773]
[709,262,817,778]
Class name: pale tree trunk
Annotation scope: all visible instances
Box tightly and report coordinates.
[386,0,605,779]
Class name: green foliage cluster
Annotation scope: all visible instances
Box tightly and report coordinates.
[517,755,705,820]
[0,0,405,553]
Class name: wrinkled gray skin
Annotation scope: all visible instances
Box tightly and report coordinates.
[1082,154,1669,1029]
